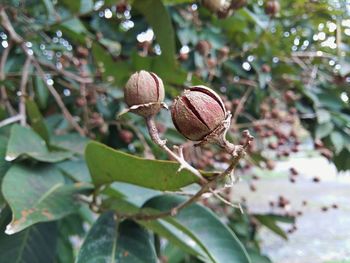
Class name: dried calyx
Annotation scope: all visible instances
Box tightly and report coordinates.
[171,85,227,141]
[124,70,165,117]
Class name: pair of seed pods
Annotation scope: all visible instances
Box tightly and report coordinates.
[124,70,227,141]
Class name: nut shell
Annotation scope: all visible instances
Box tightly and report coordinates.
[171,86,226,141]
[124,70,165,117]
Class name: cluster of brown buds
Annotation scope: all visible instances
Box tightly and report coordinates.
[122,70,253,189]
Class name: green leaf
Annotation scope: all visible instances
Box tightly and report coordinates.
[76,211,157,263]
[103,185,206,259]
[330,131,344,154]
[85,141,213,191]
[6,124,73,163]
[315,122,334,139]
[143,195,251,263]
[25,99,50,143]
[0,207,58,263]
[133,0,176,69]
[316,109,331,124]
[51,133,90,155]
[2,164,92,234]
[0,136,11,204]
[56,158,91,182]
[254,215,288,240]
[34,76,49,109]
[41,0,56,18]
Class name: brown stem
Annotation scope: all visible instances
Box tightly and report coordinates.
[19,57,31,126]
[232,86,254,125]
[146,116,207,185]
[32,60,86,136]
[0,41,16,115]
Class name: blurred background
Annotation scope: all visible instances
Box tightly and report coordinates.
[0,0,349,262]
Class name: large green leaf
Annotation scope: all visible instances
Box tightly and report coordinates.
[85,141,213,191]
[6,125,73,163]
[51,133,90,155]
[103,184,207,260]
[76,211,157,263]
[143,195,251,263]
[56,158,91,182]
[2,164,92,234]
[0,207,58,263]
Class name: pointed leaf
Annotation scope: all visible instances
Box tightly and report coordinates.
[85,141,214,191]
[0,207,58,263]
[2,164,92,234]
[143,195,251,263]
[254,215,288,240]
[76,212,157,263]
[6,124,72,163]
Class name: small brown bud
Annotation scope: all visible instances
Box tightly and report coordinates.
[203,0,226,14]
[314,139,324,149]
[124,70,165,117]
[171,86,226,141]
[266,159,275,170]
[284,90,296,103]
[265,0,280,16]
[119,130,133,144]
[290,167,298,176]
[217,46,230,61]
[196,40,212,57]
[249,184,257,192]
[76,46,89,58]
[261,64,271,73]
[312,177,320,183]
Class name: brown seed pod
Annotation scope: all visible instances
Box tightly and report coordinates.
[124,70,165,117]
[195,40,212,57]
[171,85,226,141]
[265,0,280,16]
[119,130,134,144]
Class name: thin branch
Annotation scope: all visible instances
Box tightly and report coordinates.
[32,60,86,136]
[146,116,208,185]
[0,8,23,44]
[0,41,16,115]
[116,132,253,221]
[0,114,22,128]
[39,61,93,84]
[18,57,31,126]
[232,86,254,125]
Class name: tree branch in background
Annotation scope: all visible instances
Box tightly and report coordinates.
[0,41,16,115]
[18,57,31,126]
[32,60,86,136]
[232,86,254,125]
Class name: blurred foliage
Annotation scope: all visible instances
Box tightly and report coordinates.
[0,0,349,262]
